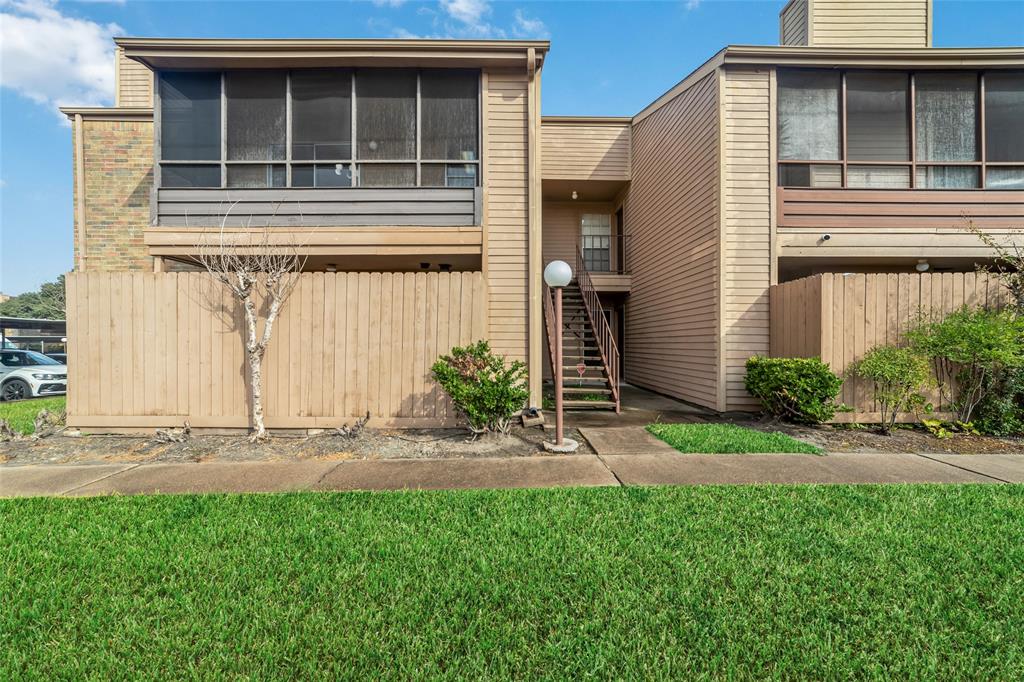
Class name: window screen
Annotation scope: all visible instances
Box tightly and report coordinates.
[356,70,416,160]
[846,72,910,161]
[160,72,221,161]
[226,71,286,161]
[985,71,1024,162]
[778,70,840,161]
[291,70,352,161]
[421,69,478,161]
[916,73,978,162]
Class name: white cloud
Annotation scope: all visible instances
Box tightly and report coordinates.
[371,0,407,7]
[438,0,503,38]
[512,9,547,38]
[0,0,120,113]
[686,0,702,9]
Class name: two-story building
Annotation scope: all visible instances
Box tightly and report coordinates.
[60,0,1022,431]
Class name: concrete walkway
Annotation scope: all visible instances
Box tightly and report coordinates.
[2,451,1022,498]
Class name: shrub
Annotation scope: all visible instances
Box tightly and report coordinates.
[908,307,1024,424]
[973,367,1024,437]
[744,356,843,424]
[431,340,529,435]
[850,345,932,435]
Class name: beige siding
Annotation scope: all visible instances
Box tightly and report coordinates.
[541,201,614,267]
[541,121,631,180]
[116,48,153,107]
[809,0,931,48]
[624,71,721,410]
[484,69,530,365]
[723,68,773,410]
[66,271,487,430]
[780,0,809,46]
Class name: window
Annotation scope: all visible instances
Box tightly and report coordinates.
[159,72,221,187]
[778,71,840,162]
[581,214,611,272]
[777,68,1023,189]
[916,72,979,188]
[158,68,480,189]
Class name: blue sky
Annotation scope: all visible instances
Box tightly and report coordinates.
[1,0,1022,295]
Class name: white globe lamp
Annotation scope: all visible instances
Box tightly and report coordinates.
[544,260,572,289]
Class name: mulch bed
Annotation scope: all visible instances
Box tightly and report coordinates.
[0,424,593,466]
[753,420,1024,455]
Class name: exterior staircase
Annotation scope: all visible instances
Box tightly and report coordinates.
[544,252,621,413]
[557,283,617,409]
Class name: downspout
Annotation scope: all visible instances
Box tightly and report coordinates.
[74,113,87,272]
[526,47,543,407]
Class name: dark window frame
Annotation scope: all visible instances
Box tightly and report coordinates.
[156,68,482,189]
[777,68,1023,190]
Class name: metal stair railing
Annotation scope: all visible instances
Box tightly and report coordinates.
[575,247,621,413]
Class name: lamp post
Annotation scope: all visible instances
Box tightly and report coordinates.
[543,260,574,450]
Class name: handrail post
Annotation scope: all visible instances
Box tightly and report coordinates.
[554,286,563,445]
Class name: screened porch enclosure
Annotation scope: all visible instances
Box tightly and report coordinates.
[154,67,483,228]
[777,68,1024,190]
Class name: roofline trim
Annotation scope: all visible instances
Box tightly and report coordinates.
[541,116,632,125]
[59,106,153,121]
[114,37,550,52]
[632,48,726,125]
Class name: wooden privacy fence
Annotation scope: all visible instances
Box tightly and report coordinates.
[66,271,488,430]
[770,272,1010,422]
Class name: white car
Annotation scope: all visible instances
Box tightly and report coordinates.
[0,350,68,401]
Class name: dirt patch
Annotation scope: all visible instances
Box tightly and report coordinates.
[0,424,593,467]
[741,419,1024,455]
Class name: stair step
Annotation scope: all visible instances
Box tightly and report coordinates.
[563,387,613,395]
[560,375,608,382]
[564,400,617,409]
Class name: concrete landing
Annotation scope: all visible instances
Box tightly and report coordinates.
[578,426,677,455]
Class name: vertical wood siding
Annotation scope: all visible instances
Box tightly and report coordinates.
[780,0,809,46]
[723,68,773,410]
[66,271,487,430]
[116,49,153,107]
[770,272,1008,421]
[624,71,721,409]
[541,122,631,180]
[809,0,931,48]
[484,69,530,365]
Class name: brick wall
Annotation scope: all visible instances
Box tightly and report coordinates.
[75,119,153,271]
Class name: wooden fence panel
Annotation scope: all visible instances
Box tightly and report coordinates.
[66,271,488,430]
[770,272,1007,422]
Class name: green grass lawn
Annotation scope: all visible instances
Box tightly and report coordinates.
[0,396,65,435]
[648,422,822,454]
[3,486,1022,678]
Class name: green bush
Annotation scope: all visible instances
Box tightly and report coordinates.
[850,345,932,435]
[973,367,1024,437]
[744,356,843,424]
[908,307,1024,424]
[431,340,529,435]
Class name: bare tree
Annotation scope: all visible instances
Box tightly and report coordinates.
[192,211,308,442]
[964,220,1024,311]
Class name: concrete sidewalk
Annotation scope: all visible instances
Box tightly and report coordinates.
[2,451,1021,498]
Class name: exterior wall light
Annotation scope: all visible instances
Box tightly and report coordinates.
[543,260,572,289]
[916,259,930,272]
[542,260,578,452]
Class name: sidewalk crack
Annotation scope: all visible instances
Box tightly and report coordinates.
[914,453,1012,484]
[61,463,143,496]
[594,453,625,487]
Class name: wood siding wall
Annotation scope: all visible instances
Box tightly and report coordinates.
[770,272,1008,422]
[780,0,809,46]
[777,189,1024,256]
[155,188,481,227]
[722,68,773,410]
[541,201,614,266]
[541,121,631,181]
[809,0,931,48]
[65,271,487,430]
[484,70,531,366]
[624,71,721,409]
[116,48,153,107]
